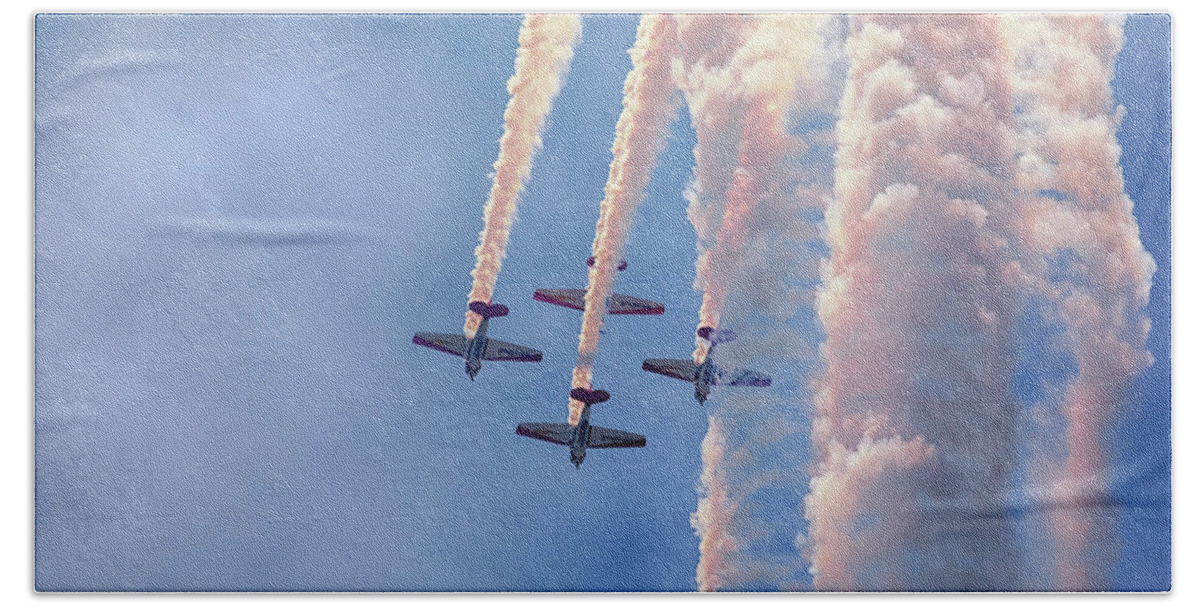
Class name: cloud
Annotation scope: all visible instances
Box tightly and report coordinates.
[1004,14,1155,590]
[676,14,843,590]
[807,14,1025,591]
[153,217,369,246]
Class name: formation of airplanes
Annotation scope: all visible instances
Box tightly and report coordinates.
[411,257,772,468]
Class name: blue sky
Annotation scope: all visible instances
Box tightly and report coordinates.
[34,13,1169,591]
[1112,13,1171,592]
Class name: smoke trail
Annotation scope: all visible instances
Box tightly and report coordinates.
[464,14,581,337]
[1003,14,1155,590]
[806,15,1025,591]
[691,418,737,585]
[671,14,757,366]
[678,15,843,590]
[567,14,679,424]
[672,16,760,588]
[689,16,842,363]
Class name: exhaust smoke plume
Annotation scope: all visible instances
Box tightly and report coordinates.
[465,14,581,337]
[676,14,843,590]
[805,14,1025,591]
[1003,14,1155,590]
[567,14,680,423]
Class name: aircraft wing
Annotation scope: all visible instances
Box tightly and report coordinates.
[716,367,772,387]
[534,288,586,311]
[587,426,647,449]
[607,292,665,315]
[535,288,665,315]
[412,332,468,357]
[642,358,698,382]
[516,423,573,446]
[483,339,543,362]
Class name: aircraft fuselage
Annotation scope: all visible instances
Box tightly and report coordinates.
[568,405,592,468]
[465,317,489,380]
[694,349,717,404]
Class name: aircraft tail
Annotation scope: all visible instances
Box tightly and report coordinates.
[587,256,627,271]
[469,300,510,319]
[697,326,737,344]
[570,387,610,405]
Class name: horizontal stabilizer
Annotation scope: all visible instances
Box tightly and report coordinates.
[570,387,610,405]
[587,425,646,449]
[516,423,572,446]
[413,332,469,357]
[697,327,737,344]
[587,256,627,271]
[469,301,510,318]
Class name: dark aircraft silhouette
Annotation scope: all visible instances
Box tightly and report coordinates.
[412,301,542,380]
[642,326,771,404]
[534,258,664,316]
[516,388,646,468]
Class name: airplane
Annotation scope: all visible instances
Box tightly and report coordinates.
[533,258,665,315]
[412,300,542,381]
[641,326,772,404]
[516,387,646,468]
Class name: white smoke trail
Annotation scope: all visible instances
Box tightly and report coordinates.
[567,14,679,424]
[464,14,581,337]
[806,14,1025,591]
[672,15,757,588]
[676,14,843,590]
[691,417,737,586]
[673,13,757,357]
[1003,14,1155,590]
[691,18,822,328]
